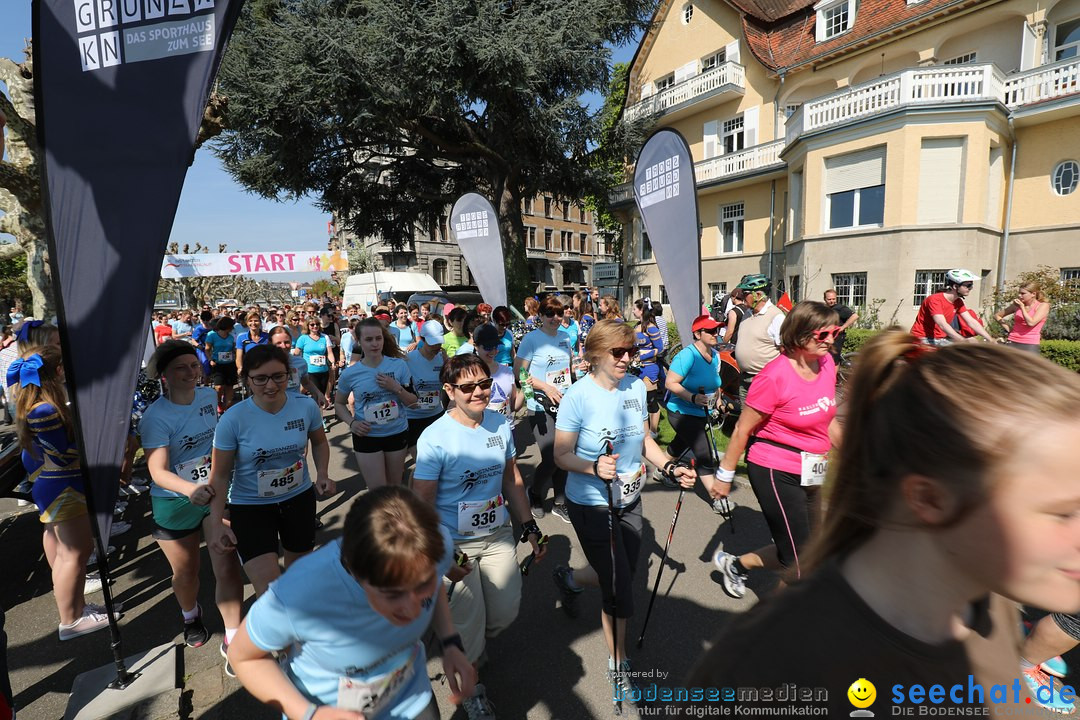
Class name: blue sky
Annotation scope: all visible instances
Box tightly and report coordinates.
[0,3,636,281]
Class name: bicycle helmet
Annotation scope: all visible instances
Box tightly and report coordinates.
[735,273,770,291]
[945,269,977,285]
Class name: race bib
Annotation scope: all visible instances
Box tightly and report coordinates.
[488,399,507,416]
[364,400,400,425]
[457,494,508,536]
[613,464,645,507]
[174,454,210,484]
[337,645,418,716]
[309,354,327,367]
[415,389,441,411]
[216,351,234,363]
[800,452,828,487]
[256,460,305,498]
[546,367,571,392]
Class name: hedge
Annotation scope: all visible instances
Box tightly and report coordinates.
[842,329,1080,372]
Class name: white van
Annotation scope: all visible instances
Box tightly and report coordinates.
[342,272,442,309]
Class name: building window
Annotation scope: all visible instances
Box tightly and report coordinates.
[524,197,534,215]
[580,233,589,254]
[432,259,449,286]
[681,3,693,24]
[1053,160,1079,196]
[816,0,854,41]
[544,228,553,250]
[788,275,801,303]
[723,116,744,154]
[825,148,886,231]
[639,286,652,301]
[641,229,653,261]
[832,272,867,307]
[562,202,570,221]
[708,282,727,302]
[1055,17,1080,61]
[702,50,726,72]
[720,202,744,254]
[943,52,977,65]
[913,270,948,306]
[1062,268,1080,285]
[655,73,675,93]
[561,230,573,251]
[526,226,538,248]
[544,197,552,218]
[579,207,586,223]
[660,285,669,303]
[438,215,448,242]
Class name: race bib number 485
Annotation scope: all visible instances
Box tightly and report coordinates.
[256,460,305,498]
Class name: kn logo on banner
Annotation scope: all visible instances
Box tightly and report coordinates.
[74,0,218,72]
[637,154,682,209]
[454,210,491,240]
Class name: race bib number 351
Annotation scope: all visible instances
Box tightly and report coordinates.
[174,455,211,484]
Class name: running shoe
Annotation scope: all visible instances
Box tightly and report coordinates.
[183,608,210,648]
[713,551,747,599]
[1043,656,1070,680]
[220,641,236,678]
[461,683,497,720]
[129,475,150,487]
[87,546,116,567]
[1022,666,1075,713]
[609,657,641,707]
[530,503,545,520]
[84,601,123,618]
[553,565,582,618]
[551,503,571,524]
[16,498,32,508]
[651,469,678,489]
[59,607,111,641]
[109,521,132,537]
[84,575,103,594]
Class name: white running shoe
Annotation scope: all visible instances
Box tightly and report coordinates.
[84,601,122,617]
[59,607,111,641]
[714,551,747,599]
[84,575,103,594]
[461,683,497,720]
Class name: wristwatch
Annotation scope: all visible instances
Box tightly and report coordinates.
[440,633,465,654]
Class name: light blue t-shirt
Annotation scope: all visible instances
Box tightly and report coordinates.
[556,374,648,507]
[295,333,332,375]
[139,387,218,499]
[559,321,580,355]
[404,349,445,420]
[213,394,323,505]
[664,345,721,418]
[337,357,413,437]
[205,332,236,365]
[517,329,573,413]
[245,530,453,719]
[390,323,416,349]
[287,354,309,395]
[172,320,193,337]
[340,330,355,363]
[495,328,514,366]
[413,411,515,542]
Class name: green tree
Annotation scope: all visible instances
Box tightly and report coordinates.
[213,0,653,302]
[0,252,31,310]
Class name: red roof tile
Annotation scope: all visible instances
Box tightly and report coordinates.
[741,0,984,73]
[725,0,813,24]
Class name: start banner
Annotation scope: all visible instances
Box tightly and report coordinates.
[161,249,349,278]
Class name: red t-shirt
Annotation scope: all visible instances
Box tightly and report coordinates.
[153,324,174,344]
[911,293,966,339]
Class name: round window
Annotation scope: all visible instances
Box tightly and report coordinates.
[1053,160,1079,196]
[682,3,693,24]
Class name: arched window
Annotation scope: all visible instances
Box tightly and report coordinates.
[432,258,449,285]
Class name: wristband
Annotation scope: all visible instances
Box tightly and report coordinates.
[440,634,465,654]
[593,458,601,478]
[300,703,318,720]
[662,460,677,478]
[519,521,542,544]
[717,468,736,483]
[690,393,698,406]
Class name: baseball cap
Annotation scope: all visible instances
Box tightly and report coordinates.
[691,314,722,333]
[420,321,445,345]
[473,323,501,349]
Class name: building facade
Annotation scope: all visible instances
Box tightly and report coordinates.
[332,194,610,294]
[612,0,1080,326]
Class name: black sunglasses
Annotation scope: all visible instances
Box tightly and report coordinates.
[448,377,494,394]
[697,326,720,336]
[541,309,559,318]
[608,346,639,359]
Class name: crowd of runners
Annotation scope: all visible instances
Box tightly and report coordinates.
[2,264,1079,719]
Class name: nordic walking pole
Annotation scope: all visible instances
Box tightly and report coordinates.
[704,402,736,534]
[601,439,622,710]
[637,458,692,648]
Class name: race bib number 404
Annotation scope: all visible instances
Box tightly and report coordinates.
[800,452,828,487]
[256,460,305,498]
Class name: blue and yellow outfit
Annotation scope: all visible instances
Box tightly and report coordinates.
[22,402,86,524]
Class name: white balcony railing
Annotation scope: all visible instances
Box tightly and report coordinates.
[558,250,582,262]
[624,62,746,122]
[1004,57,1080,107]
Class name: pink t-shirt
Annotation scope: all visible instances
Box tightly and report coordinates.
[1008,303,1046,345]
[746,353,837,474]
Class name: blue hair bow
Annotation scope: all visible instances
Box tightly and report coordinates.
[15,320,44,344]
[7,353,44,388]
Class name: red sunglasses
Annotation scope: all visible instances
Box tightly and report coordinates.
[811,326,841,342]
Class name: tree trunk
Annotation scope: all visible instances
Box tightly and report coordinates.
[495,181,531,308]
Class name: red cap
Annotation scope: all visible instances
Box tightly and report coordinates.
[691,314,722,332]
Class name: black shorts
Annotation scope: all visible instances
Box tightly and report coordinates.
[209,364,238,387]
[646,388,664,414]
[309,371,330,395]
[408,413,443,447]
[566,499,643,619]
[746,462,819,578]
[227,486,316,564]
[352,429,410,454]
[666,410,718,475]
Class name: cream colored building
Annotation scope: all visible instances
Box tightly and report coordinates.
[611,0,1080,326]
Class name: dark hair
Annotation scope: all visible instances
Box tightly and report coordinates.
[778,301,839,354]
[538,295,564,317]
[439,353,491,385]
[239,344,290,379]
[342,486,445,587]
[147,339,199,380]
[463,310,483,337]
[493,306,512,324]
[447,307,468,324]
[215,316,236,333]
[199,310,214,323]
[634,299,657,329]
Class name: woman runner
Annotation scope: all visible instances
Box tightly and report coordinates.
[295,317,336,400]
[205,317,238,412]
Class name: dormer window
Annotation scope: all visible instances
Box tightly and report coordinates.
[815,0,855,42]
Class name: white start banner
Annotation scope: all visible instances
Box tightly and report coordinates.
[161,250,349,278]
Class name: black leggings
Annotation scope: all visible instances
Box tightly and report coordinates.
[666,410,718,475]
[527,411,567,504]
[567,500,643,619]
[309,371,329,395]
[746,461,820,579]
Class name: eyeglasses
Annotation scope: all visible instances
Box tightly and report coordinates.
[448,377,494,394]
[811,326,841,343]
[248,372,288,386]
[697,327,720,336]
[960,282,974,289]
[608,346,639,359]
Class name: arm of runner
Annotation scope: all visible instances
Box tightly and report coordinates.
[932,313,966,342]
[515,355,560,401]
[433,590,476,704]
[767,313,784,347]
[1020,302,1049,327]
[723,309,738,344]
[207,447,237,554]
[146,446,213,504]
[961,310,995,342]
[502,458,545,560]
[308,426,334,497]
[642,422,695,490]
[412,478,437,506]
[994,302,1018,325]
[554,429,616,479]
[714,405,769,497]
[664,370,710,409]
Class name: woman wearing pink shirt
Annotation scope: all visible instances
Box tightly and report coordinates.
[712,301,839,599]
[995,282,1050,355]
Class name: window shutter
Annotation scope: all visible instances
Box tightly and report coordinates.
[703,120,718,159]
[824,147,886,194]
[674,60,699,84]
[640,82,655,99]
[743,106,758,147]
[986,147,1004,227]
[725,39,740,64]
[917,138,964,225]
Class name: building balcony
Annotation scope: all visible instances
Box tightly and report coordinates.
[526,247,548,258]
[607,139,787,206]
[624,62,746,124]
[593,252,616,263]
[558,250,582,263]
[1004,57,1080,109]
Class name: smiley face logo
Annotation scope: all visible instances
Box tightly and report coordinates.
[847,678,876,709]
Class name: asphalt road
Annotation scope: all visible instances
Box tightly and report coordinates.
[1,414,787,719]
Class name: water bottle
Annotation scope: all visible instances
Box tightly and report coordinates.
[519,367,535,402]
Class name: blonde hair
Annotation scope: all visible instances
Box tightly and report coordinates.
[810,330,1080,569]
[600,295,623,320]
[14,345,72,456]
[1019,281,1047,303]
[583,319,635,369]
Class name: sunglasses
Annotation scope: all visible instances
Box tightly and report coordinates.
[959,282,974,288]
[608,346,639,360]
[480,343,499,352]
[541,309,559,318]
[448,377,494,394]
[697,326,720,336]
[811,326,841,342]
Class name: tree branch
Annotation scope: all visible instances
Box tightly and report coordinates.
[0,59,34,136]
[0,242,22,261]
[0,160,38,209]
